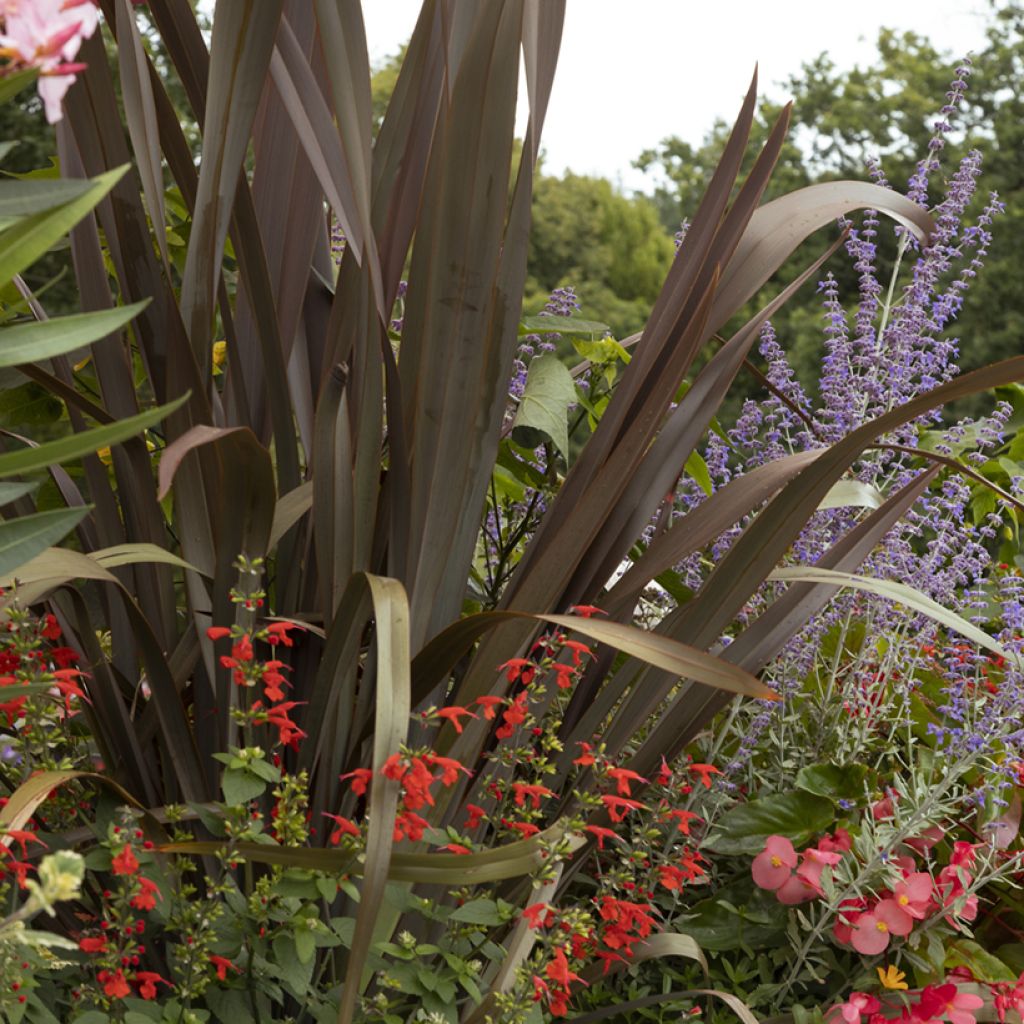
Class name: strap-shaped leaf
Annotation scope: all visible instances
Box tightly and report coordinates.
[338,574,409,1024]
[115,0,171,271]
[0,301,149,368]
[0,178,93,219]
[0,393,188,479]
[179,0,284,366]
[770,566,1016,665]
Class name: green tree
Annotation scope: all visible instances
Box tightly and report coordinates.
[524,170,674,337]
[634,7,1024,406]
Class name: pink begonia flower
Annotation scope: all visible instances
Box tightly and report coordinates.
[818,828,852,854]
[850,908,893,955]
[828,992,880,1024]
[795,847,842,895]
[751,835,797,891]
[0,0,101,122]
[892,871,934,920]
[905,824,944,853]
[873,897,914,936]
[832,899,865,945]
[919,984,984,1024]
[776,873,818,905]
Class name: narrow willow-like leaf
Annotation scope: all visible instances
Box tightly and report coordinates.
[0,67,37,106]
[0,393,188,479]
[0,507,90,580]
[0,301,148,368]
[0,178,93,219]
[770,566,1016,666]
[0,165,128,285]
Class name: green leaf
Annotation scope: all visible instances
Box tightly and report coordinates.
[520,314,610,336]
[0,507,90,580]
[0,166,129,285]
[704,791,835,855]
[0,392,189,479]
[0,481,37,504]
[795,763,870,802]
[0,178,94,220]
[944,940,1016,983]
[0,68,37,106]
[294,927,316,965]
[684,449,713,497]
[221,767,266,806]
[448,898,505,926]
[0,302,149,368]
[511,354,578,459]
[677,886,787,953]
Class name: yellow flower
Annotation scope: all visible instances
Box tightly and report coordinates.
[95,446,112,466]
[877,965,908,990]
[212,340,227,374]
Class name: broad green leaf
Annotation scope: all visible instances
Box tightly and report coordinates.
[447,899,506,926]
[944,940,1016,983]
[0,166,128,285]
[0,178,94,219]
[794,763,870,802]
[0,392,188,479]
[520,314,610,336]
[704,791,835,855]
[770,567,1018,668]
[221,767,267,806]
[818,479,884,511]
[0,301,149,368]
[0,507,90,579]
[511,353,577,459]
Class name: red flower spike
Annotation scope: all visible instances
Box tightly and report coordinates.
[573,742,596,767]
[266,621,302,646]
[425,754,471,786]
[443,843,471,855]
[434,706,477,733]
[584,825,619,850]
[551,663,577,689]
[497,658,536,685]
[340,768,373,796]
[130,876,161,912]
[41,614,62,640]
[323,813,360,845]
[511,782,555,809]
[605,767,647,796]
[79,936,108,954]
[134,971,172,1000]
[599,794,647,822]
[568,605,606,618]
[474,695,504,720]
[97,969,130,999]
[111,845,139,876]
[561,640,591,666]
[209,955,240,981]
[206,626,232,641]
[688,763,721,788]
[464,804,486,830]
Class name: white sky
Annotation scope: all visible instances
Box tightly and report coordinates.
[362,0,993,193]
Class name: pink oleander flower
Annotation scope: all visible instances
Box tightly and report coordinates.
[0,0,101,122]
[751,835,797,891]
